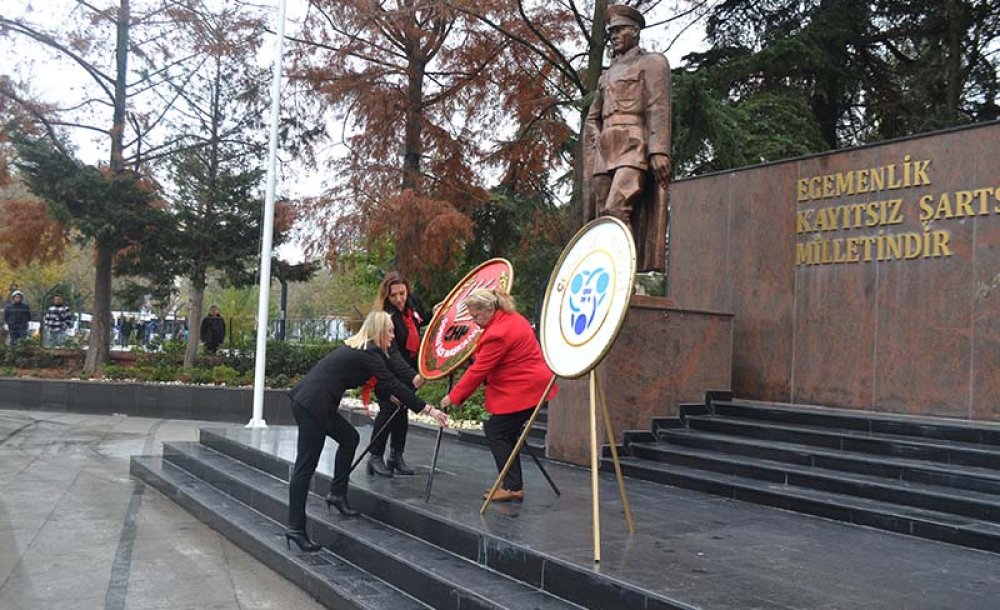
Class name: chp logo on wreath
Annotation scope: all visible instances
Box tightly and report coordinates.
[418,258,514,380]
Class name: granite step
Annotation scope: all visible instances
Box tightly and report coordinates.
[196,428,694,610]
[625,440,1000,521]
[160,441,584,610]
[715,401,1000,446]
[650,427,1000,496]
[129,455,430,610]
[684,415,1000,469]
[605,456,1000,553]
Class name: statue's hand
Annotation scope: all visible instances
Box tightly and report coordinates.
[650,154,671,189]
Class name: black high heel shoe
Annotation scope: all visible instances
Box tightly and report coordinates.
[325,493,360,516]
[284,529,321,552]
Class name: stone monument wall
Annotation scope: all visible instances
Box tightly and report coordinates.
[667,121,1000,421]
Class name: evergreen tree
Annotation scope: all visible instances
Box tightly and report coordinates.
[12,136,170,338]
[672,0,1000,175]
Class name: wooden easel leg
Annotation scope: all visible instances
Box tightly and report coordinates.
[594,373,635,533]
[480,376,557,514]
[590,370,601,563]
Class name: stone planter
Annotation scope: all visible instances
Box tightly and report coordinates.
[109,351,145,364]
[0,377,295,424]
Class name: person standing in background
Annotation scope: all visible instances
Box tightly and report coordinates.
[145,318,159,347]
[44,295,74,347]
[200,305,226,354]
[121,316,134,347]
[4,290,31,345]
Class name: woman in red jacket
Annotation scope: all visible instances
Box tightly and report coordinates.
[440,288,557,502]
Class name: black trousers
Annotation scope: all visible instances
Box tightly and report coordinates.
[368,398,409,456]
[483,407,534,492]
[287,400,360,531]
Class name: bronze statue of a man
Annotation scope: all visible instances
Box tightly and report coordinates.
[584,4,671,273]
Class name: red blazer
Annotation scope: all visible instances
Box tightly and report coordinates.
[448,310,558,415]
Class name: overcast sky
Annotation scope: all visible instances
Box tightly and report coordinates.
[4,1,710,262]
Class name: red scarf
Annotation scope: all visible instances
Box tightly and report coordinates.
[362,308,419,408]
[402,307,420,358]
[360,376,377,407]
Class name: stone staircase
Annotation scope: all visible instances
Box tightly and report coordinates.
[131,428,690,610]
[608,395,1000,553]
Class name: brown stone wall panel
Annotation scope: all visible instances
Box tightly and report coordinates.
[791,150,881,409]
[605,307,732,437]
[972,126,1000,421]
[546,375,591,465]
[972,220,1000,421]
[873,132,978,417]
[546,303,733,465]
[727,164,797,402]
[792,263,877,409]
[667,175,732,311]
[874,257,972,417]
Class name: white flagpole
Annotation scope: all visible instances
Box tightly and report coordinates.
[248,0,288,429]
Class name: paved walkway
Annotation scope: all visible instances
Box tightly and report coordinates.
[7,407,1000,609]
[0,409,323,610]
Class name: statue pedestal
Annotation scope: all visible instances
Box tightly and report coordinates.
[546,296,734,465]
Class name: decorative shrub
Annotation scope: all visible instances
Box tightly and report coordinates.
[189,368,214,385]
[1,340,62,369]
[152,365,180,382]
[103,364,131,380]
[266,373,296,389]
[212,365,240,385]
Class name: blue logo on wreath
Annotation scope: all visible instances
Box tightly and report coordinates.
[567,267,610,337]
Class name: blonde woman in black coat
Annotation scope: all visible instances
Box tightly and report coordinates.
[285,311,448,552]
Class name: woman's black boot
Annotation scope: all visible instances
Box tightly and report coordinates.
[367,454,394,477]
[387,449,415,475]
[284,529,321,552]
[325,493,360,517]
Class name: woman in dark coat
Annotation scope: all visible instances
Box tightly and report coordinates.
[366,272,432,477]
[285,310,448,552]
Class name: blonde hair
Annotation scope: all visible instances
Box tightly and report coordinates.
[465,287,516,314]
[345,311,393,349]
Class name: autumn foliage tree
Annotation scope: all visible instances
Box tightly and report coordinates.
[0,96,69,269]
[0,195,68,268]
[290,0,566,286]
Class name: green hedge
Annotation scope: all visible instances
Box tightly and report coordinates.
[11,338,489,422]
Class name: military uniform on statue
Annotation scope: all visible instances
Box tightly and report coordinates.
[584,4,671,274]
[547,5,736,478]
